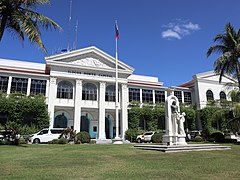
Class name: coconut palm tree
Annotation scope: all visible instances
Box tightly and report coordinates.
[0,0,61,53]
[207,23,240,89]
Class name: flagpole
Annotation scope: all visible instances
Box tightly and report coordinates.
[115,20,119,139]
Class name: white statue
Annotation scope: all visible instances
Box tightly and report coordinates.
[171,100,178,137]
[177,112,186,136]
[163,93,187,145]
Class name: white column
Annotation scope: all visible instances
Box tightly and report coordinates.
[140,88,143,107]
[74,79,82,133]
[98,82,106,140]
[48,77,57,129]
[153,89,156,105]
[121,84,128,139]
[7,76,12,95]
[164,90,168,101]
[27,78,31,96]
[181,91,184,103]
[45,79,50,98]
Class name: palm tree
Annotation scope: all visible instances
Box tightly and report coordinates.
[207,23,240,89]
[0,0,61,53]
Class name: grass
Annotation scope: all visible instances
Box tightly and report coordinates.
[1,143,240,180]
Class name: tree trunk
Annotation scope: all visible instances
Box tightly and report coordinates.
[237,62,240,90]
[0,12,8,41]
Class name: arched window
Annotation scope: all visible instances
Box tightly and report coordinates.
[220,91,226,100]
[57,81,73,99]
[82,83,97,100]
[54,113,67,128]
[206,90,214,101]
[105,85,115,102]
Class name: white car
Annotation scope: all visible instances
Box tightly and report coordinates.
[29,128,64,144]
[136,131,155,143]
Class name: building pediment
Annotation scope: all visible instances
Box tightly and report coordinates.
[194,71,237,84]
[69,57,111,69]
[45,46,134,74]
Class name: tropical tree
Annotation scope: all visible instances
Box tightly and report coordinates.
[207,23,240,89]
[0,0,61,53]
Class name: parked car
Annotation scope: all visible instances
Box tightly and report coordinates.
[0,129,20,141]
[189,130,201,139]
[29,128,64,144]
[136,131,155,143]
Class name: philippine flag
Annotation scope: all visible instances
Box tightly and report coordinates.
[115,21,119,39]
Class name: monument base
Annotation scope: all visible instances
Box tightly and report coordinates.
[177,136,187,145]
[162,134,178,146]
[134,144,231,153]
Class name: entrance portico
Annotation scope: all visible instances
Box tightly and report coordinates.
[46,46,134,139]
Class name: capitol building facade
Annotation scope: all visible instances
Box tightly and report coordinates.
[0,46,236,139]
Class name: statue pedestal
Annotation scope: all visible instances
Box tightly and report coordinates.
[162,134,178,146]
[177,136,187,145]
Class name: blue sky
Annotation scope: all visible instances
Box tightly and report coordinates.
[1,0,240,86]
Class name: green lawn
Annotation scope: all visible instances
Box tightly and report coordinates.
[0,143,240,180]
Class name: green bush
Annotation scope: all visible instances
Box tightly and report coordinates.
[90,140,96,144]
[75,132,91,144]
[58,137,67,144]
[125,128,141,142]
[18,137,27,144]
[0,140,6,145]
[48,139,59,144]
[151,132,163,143]
[59,128,76,142]
[209,132,224,142]
[193,135,204,142]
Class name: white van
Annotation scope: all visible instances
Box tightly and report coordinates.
[29,128,64,144]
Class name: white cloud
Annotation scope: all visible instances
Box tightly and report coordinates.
[183,22,200,30]
[161,19,201,40]
[161,29,181,39]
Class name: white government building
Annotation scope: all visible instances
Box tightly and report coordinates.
[0,46,236,139]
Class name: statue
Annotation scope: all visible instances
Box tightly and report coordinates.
[177,112,186,136]
[171,100,178,137]
[162,93,187,145]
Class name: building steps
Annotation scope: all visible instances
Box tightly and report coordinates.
[134,144,231,153]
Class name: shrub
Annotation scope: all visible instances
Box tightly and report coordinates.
[48,139,59,144]
[90,140,96,144]
[58,137,67,144]
[75,132,91,144]
[193,135,204,142]
[18,137,27,144]
[125,128,140,142]
[59,128,76,142]
[209,132,224,142]
[151,132,163,143]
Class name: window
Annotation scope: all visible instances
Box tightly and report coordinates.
[142,89,153,103]
[155,90,165,103]
[57,81,73,99]
[184,92,192,104]
[0,76,8,92]
[82,83,97,100]
[129,88,140,102]
[38,129,48,135]
[11,77,28,94]
[30,79,46,95]
[206,90,214,101]
[174,91,182,102]
[93,126,97,132]
[54,113,67,128]
[105,85,115,102]
[220,91,226,100]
